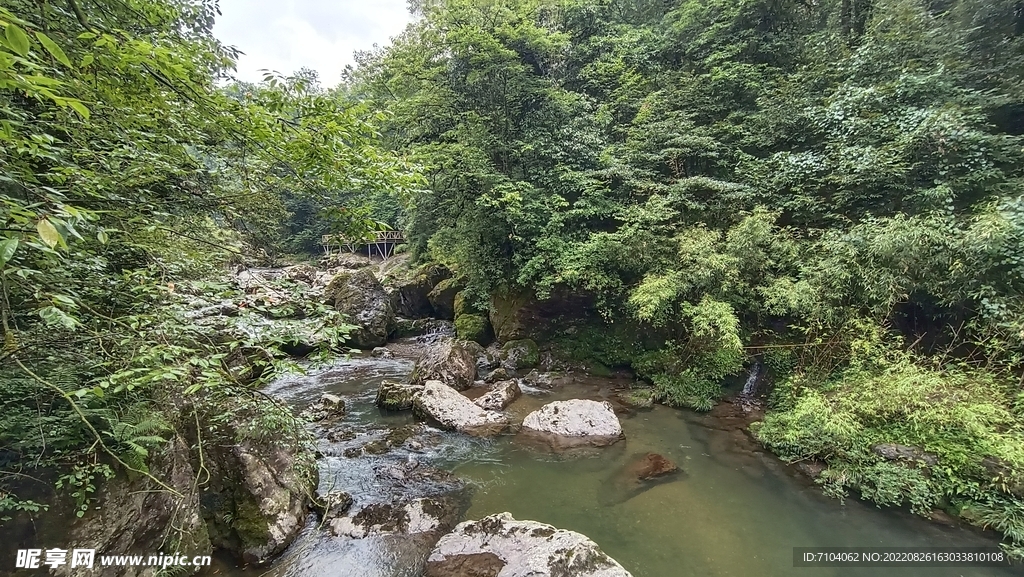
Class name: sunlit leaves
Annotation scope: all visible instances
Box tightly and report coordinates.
[4,23,29,57]
[35,219,61,249]
[34,32,72,68]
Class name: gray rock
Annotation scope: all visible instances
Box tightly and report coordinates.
[425,512,633,577]
[474,380,522,411]
[304,393,347,422]
[53,436,211,577]
[200,398,316,565]
[371,346,395,359]
[411,339,477,391]
[413,381,510,436]
[484,367,511,383]
[319,490,354,518]
[521,400,623,447]
[872,444,939,466]
[324,268,395,348]
[376,380,424,411]
[427,278,462,320]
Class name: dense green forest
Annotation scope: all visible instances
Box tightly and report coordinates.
[3,0,1024,562]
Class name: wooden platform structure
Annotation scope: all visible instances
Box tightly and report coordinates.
[321,230,406,261]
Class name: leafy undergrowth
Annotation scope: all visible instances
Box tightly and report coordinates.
[754,355,1024,556]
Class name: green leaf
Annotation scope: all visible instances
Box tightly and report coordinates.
[97,229,108,244]
[34,32,72,68]
[80,53,93,68]
[4,24,29,57]
[36,218,61,248]
[66,99,90,120]
[0,238,17,267]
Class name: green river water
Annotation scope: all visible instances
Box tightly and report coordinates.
[206,343,1017,577]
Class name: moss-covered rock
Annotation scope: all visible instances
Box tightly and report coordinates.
[455,313,493,345]
[390,263,452,318]
[325,268,395,348]
[428,277,463,320]
[375,380,423,411]
[502,338,539,370]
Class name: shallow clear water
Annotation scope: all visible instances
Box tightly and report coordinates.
[206,345,1016,577]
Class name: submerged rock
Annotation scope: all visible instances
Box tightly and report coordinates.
[521,399,623,447]
[376,380,424,411]
[425,512,633,577]
[413,381,510,436]
[324,268,395,348]
[411,339,478,391]
[474,379,522,411]
[601,453,681,505]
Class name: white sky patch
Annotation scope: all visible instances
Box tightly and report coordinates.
[213,0,413,86]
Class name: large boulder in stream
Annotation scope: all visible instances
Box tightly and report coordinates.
[425,513,633,577]
[324,268,395,348]
[521,400,623,448]
[376,380,424,411]
[474,379,521,411]
[411,339,477,391]
[413,381,510,436]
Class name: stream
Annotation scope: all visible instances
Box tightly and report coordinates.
[204,339,1016,577]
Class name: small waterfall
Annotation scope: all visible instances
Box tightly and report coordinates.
[741,361,760,398]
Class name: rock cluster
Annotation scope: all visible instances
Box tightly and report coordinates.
[425,513,633,577]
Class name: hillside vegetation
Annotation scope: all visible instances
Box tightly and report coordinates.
[2,0,1023,560]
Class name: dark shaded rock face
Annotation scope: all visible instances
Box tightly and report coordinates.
[428,278,463,321]
[52,437,211,577]
[489,289,595,343]
[411,339,478,391]
[872,444,939,466]
[325,268,395,348]
[425,513,633,577]
[391,263,452,318]
[198,399,316,565]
